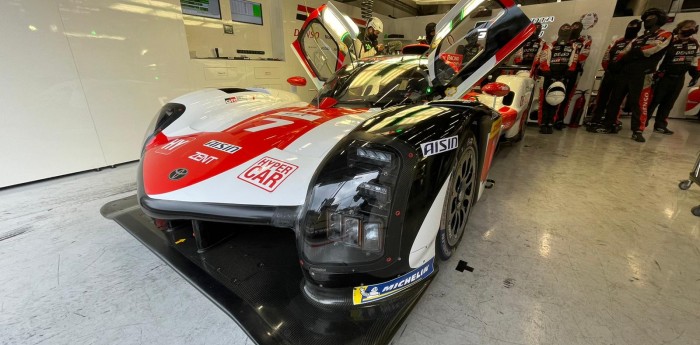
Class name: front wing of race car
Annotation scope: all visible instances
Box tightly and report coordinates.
[101,195,434,345]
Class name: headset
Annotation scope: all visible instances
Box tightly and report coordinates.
[641,8,669,28]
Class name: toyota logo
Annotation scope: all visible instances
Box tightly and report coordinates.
[168,168,188,181]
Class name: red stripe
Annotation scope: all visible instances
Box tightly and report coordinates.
[495,23,535,62]
[498,0,516,7]
[352,18,367,26]
[297,4,313,13]
[143,107,367,195]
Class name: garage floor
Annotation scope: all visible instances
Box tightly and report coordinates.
[2,119,699,345]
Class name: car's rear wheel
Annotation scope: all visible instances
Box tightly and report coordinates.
[437,131,478,261]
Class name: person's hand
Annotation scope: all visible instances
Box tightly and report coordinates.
[376,43,385,52]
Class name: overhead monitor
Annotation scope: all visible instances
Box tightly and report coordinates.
[180,0,222,19]
[230,0,263,25]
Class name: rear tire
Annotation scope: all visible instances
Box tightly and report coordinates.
[437,131,479,261]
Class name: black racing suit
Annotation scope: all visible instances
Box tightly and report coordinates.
[556,36,591,126]
[602,28,672,132]
[648,36,700,129]
[514,37,544,68]
[536,40,579,125]
[590,36,636,124]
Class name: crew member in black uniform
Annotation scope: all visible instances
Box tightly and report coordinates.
[554,21,588,129]
[536,23,579,134]
[423,22,437,46]
[647,20,699,134]
[587,20,642,131]
[513,23,543,70]
[597,8,672,142]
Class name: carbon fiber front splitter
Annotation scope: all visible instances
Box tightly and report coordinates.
[101,195,434,345]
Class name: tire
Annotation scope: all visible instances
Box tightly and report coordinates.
[692,206,700,217]
[436,131,479,261]
[679,180,693,190]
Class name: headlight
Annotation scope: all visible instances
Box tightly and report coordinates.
[301,141,400,265]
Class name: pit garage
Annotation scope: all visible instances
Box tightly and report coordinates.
[1,1,700,345]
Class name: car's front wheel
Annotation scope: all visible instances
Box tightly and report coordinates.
[436,131,478,261]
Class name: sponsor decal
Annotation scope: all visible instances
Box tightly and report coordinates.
[156,138,191,155]
[188,151,218,164]
[352,258,434,305]
[421,136,458,157]
[168,168,188,181]
[237,156,298,192]
[225,96,237,103]
[203,140,241,154]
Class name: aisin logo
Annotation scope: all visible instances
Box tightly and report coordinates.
[168,168,188,181]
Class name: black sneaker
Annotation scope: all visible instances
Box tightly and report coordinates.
[546,125,554,134]
[654,127,674,135]
[539,125,547,134]
[631,131,646,142]
[586,123,600,132]
[613,122,622,133]
[594,126,612,134]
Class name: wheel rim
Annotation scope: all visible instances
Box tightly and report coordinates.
[445,147,477,247]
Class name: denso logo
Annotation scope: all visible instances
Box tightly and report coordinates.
[203,140,241,154]
[237,157,298,192]
[421,136,458,157]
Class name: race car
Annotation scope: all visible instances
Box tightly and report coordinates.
[134,0,532,331]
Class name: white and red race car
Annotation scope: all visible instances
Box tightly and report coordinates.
[132,0,533,333]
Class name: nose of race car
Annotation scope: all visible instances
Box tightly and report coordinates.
[142,132,255,196]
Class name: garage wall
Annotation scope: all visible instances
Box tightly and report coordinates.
[0,0,192,188]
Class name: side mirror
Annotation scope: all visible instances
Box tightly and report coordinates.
[287,76,307,87]
[482,82,510,97]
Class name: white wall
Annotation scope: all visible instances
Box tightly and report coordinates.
[0,0,192,187]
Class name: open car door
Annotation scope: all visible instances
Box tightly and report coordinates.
[291,2,359,90]
[426,0,535,100]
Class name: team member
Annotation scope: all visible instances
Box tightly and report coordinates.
[536,23,579,134]
[554,21,590,129]
[513,23,544,71]
[597,8,672,142]
[587,20,643,131]
[422,22,437,46]
[647,20,699,134]
[354,17,384,59]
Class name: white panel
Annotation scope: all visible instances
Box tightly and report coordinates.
[0,0,106,187]
[57,0,193,165]
[254,66,279,79]
[204,67,230,80]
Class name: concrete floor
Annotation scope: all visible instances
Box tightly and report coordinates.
[1,119,699,345]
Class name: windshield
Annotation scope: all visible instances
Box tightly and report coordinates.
[313,56,431,108]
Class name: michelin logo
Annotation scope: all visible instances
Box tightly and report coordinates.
[352,258,434,305]
[421,136,458,157]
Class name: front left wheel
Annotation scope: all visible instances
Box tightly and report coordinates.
[437,131,479,260]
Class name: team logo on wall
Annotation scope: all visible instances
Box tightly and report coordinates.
[580,13,598,30]
[168,168,188,181]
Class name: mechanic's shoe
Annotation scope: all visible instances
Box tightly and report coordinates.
[654,127,674,135]
[539,125,547,134]
[594,125,613,134]
[613,122,622,133]
[631,131,646,142]
[545,125,554,134]
[553,122,565,130]
[586,123,600,132]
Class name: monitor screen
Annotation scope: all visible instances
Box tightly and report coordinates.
[180,0,222,19]
[230,0,263,25]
